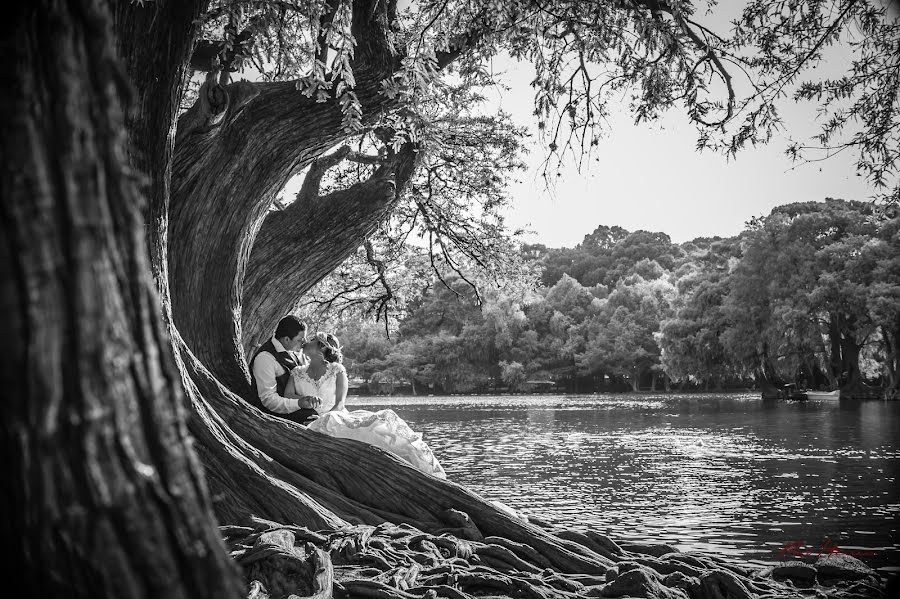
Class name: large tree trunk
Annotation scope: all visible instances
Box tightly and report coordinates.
[883,324,900,399]
[839,329,867,396]
[168,0,402,393]
[242,143,419,354]
[828,312,843,387]
[754,344,784,397]
[828,314,871,397]
[9,2,880,598]
[113,0,208,299]
[0,2,241,596]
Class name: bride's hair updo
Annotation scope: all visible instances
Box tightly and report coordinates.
[315,331,343,364]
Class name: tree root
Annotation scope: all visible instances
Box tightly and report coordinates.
[222,521,887,599]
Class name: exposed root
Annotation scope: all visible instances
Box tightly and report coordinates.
[169,334,890,599]
[223,520,887,599]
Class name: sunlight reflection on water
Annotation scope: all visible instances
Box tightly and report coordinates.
[349,393,900,573]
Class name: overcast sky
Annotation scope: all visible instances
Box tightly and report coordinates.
[491,60,875,247]
[487,5,896,247]
[278,2,894,248]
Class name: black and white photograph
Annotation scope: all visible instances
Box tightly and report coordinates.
[2,0,898,597]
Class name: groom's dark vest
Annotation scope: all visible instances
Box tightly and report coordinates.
[251,340,317,425]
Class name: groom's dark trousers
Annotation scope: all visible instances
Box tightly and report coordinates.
[250,340,318,425]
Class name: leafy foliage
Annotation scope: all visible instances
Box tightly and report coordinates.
[293,81,536,329]
[317,200,898,397]
[186,2,899,392]
[192,0,898,323]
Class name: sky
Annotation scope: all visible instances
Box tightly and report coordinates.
[488,53,879,248]
[483,1,900,248]
[277,1,896,249]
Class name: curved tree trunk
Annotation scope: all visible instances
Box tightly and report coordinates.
[170,71,398,393]
[0,2,241,596]
[168,0,402,393]
[113,0,208,301]
[8,2,882,598]
[242,143,420,354]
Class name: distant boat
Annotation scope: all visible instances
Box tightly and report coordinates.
[805,390,841,401]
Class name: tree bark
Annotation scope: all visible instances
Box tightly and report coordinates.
[839,328,866,395]
[113,0,210,300]
[242,143,420,354]
[828,312,843,386]
[5,3,880,598]
[882,324,900,399]
[169,0,402,393]
[755,344,784,397]
[0,2,241,596]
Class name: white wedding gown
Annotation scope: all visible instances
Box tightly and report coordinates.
[290,362,446,479]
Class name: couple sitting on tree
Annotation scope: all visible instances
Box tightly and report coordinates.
[251,315,446,479]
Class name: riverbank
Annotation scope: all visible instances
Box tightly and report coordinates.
[350,386,896,400]
[222,510,891,599]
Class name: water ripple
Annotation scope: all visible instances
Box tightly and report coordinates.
[350,393,900,573]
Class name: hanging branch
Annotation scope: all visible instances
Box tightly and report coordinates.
[364,239,395,336]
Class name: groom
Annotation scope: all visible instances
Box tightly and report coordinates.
[250,315,322,425]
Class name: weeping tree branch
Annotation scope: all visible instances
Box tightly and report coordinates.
[364,238,395,334]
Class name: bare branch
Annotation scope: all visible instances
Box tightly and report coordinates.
[296,145,353,204]
[347,151,386,165]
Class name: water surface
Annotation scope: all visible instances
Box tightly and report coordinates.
[349,393,899,573]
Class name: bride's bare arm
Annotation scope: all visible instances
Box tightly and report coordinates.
[331,368,348,411]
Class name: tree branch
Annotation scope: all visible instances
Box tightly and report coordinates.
[241,142,421,352]
[296,145,353,204]
[347,151,386,165]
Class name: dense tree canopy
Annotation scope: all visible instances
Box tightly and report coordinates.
[326,200,899,398]
[4,0,898,597]
[222,0,899,329]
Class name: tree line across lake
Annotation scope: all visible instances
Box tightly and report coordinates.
[311,199,899,399]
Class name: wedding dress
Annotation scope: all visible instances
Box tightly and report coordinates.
[289,362,446,479]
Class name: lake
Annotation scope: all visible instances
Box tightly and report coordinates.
[348,393,900,574]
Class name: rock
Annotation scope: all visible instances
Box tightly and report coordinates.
[827,579,888,599]
[437,508,484,541]
[599,567,689,598]
[618,561,648,575]
[772,562,817,583]
[662,552,708,569]
[621,542,680,557]
[662,571,700,596]
[815,553,876,582]
[699,569,754,599]
[635,556,702,579]
[586,530,625,555]
[237,533,332,599]
[751,566,775,579]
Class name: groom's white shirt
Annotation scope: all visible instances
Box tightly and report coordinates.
[253,337,307,414]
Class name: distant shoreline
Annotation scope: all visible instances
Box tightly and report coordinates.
[349,389,895,400]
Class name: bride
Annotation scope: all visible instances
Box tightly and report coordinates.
[284,331,446,479]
